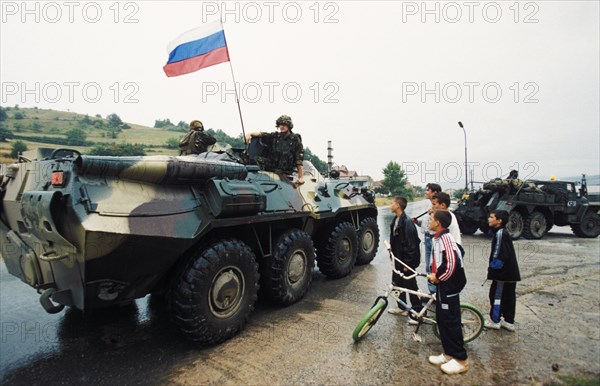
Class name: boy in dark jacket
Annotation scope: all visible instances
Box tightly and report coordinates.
[427,210,468,374]
[486,210,521,332]
[388,196,423,317]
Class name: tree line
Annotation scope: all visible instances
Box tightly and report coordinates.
[3,108,417,194]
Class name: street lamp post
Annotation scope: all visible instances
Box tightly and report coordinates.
[458,121,468,193]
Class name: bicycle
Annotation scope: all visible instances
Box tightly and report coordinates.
[352,241,484,343]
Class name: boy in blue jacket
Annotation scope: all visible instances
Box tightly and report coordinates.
[427,210,468,375]
[486,210,521,331]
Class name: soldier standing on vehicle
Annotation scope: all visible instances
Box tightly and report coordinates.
[245,115,304,185]
[179,120,216,155]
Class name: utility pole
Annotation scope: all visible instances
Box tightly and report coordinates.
[458,122,468,193]
[327,141,333,172]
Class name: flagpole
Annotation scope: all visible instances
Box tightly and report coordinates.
[220,18,247,151]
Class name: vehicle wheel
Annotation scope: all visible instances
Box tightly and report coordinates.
[523,211,547,240]
[316,221,359,278]
[506,211,524,240]
[458,220,478,235]
[352,297,388,341]
[432,303,484,343]
[169,239,259,345]
[356,217,380,265]
[571,211,600,238]
[261,229,315,306]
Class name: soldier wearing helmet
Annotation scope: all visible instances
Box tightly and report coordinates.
[179,120,216,155]
[246,115,304,185]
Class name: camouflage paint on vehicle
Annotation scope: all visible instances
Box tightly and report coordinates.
[0,146,379,344]
[454,174,600,240]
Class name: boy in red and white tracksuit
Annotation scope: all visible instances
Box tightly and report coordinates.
[427,210,468,375]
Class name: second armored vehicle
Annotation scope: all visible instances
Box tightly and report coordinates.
[454,174,600,240]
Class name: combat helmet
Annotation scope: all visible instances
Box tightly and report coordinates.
[275,115,293,129]
[190,120,204,130]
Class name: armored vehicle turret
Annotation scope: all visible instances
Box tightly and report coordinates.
[0,146,379,345]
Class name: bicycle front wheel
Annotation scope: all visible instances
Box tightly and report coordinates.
[432,303,485,343]
[352,297,388,342]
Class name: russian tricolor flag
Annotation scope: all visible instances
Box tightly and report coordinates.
[163,20,230,77]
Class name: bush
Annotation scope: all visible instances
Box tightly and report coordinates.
[154,118,173,128]
[89,143,146,156]
[65,128,88,146]
[10,134,89,146]
[29,122,43,133]
[13,111,25,120]
[165,138,180,149]
[0,125,12,141]
[80,115,93,125]
[10,140,28,158]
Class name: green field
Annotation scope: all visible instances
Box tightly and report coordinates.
[0,106,186,162]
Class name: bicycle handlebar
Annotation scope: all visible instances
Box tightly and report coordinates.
[383,240,429,280]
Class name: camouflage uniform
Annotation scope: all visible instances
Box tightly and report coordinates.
[179,120,216,155]
[256,131,304,175]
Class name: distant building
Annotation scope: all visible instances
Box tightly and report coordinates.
[333,165,373,189]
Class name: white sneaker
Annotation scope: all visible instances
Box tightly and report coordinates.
[428,354,449,366]
[388,308,408,316]
[441,359,469,375]
[408,318,419,325]
[501,320,516,332]
[485,319,501,330]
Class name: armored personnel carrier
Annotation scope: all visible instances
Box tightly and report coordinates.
[0,145,379,345]
[454,174,600,240]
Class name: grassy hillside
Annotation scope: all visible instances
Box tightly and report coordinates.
[0,106,329,175]
[0,106,193,162]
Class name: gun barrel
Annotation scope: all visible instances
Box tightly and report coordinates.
[75,155,248,184]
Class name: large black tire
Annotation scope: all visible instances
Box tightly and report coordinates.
[432,303,484,343]
[356,217,380,265]
[506,211,524,240]
[571,211,600,238]
[170,239,259,345]
[261,229,315,305]
[458,220,478,235]
[316,221,359,278]
[523,211,547,240]
[352,297,388,341]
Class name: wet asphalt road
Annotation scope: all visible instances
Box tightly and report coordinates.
[1,202,599,385]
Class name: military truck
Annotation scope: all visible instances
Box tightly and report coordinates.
[454,174,600,240]
[0,145,379,345]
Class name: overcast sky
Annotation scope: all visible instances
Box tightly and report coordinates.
[1,1,598,186]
